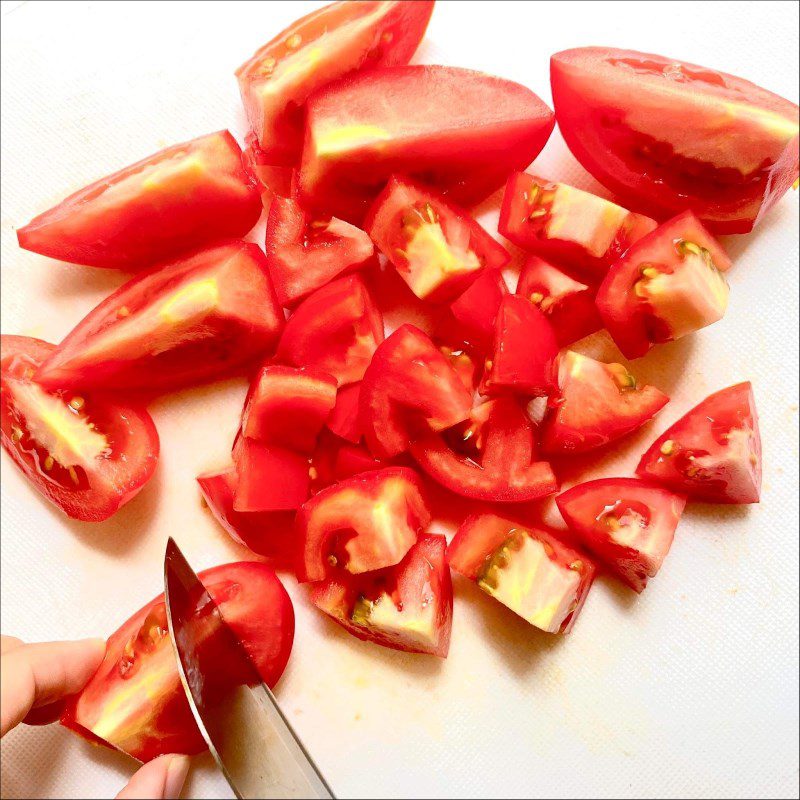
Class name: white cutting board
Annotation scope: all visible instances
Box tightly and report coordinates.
[1,2,798,798]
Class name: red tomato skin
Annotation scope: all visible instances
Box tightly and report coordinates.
[17,131,261,270]
[326,382,363,444]
[636,382,762,504]
[550,47,800,233]
[447,269,509,352]
[62,562,294,762]
[1,335,159,522]
[233,437,310,512]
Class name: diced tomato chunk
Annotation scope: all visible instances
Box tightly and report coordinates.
[233,437,310,512]
[326,382,363,443]
[447,269,509,352]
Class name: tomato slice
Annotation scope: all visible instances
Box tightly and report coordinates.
[17,131,261,270]
[540,350,669,454]
[35,241,283,393]
[236,1,434,163]
[277,274,384,386]
[480,294,558,397]
[232,437,310,512]
[499,172,657,277]
[596,211,731,359]
[311,533,452,657]
[242,131,295,209]
[364,175,509,302]
[556,478,686,592]
[516,256,602,346]
[266,195,375,306]
[326,382,363,444]
[446,269,509,352]
[297,466,428,582]
[360,324,473,459]
[299,65,556,223]
[62,561,294,761]
[447,514,595,634]
[1,336,159,522]
[410,398,558,503]
[636,382,761,504]
[550,47,800,233]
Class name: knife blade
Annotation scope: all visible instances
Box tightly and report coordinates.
[163,537,334,799]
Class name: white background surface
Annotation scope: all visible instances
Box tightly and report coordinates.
[1,2,798,798]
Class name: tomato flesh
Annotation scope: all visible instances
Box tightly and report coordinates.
[242,131,295,209]
[445,269,509,352]
[232,437,310,512]
[326,382,363,444]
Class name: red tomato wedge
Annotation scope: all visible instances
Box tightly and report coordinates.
[62,562,294,761]
[550,47,800,233]
[447,514,595,634]
[360,324,473,459]
[266,195,375,307]
[541,350,669,454]
[277,274,384,386]
[596,211,731,359]
[439,344,479,393]
[1,335,158,522]
[299,65,556,223]
[637,382,762,504]
[233,437,310,512]
[236,1,434,163]
[499,172,657,276]
[480,294,559,397]
[516,256,602,346]
[447,269,509,352]
[18,131,261,270]
[364,175,510,302]
[311,533,452,657]
[326,382,363,444]
[410,398,558,503]
[242,132,295,208]
[556,478,686,592]
[35,241,283,393]
[297,466,428,582]
[310,431,385,490]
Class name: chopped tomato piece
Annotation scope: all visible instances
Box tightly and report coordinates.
[297,466,428,582]
[596,211,731,359]
[332,441,384,481]
[556,478,686,592]
[438,344,479,393]
[541,350,669,454]
[232,437,310,512]
[447,514,595,634]
[360,324,473,458]
[242,131,295,208]
[310,431,384,490]
[299,65,556,222]
[447,269,509,352]
[326,382,363,443]
[18,131,261,270]
[364,175,509,302]
[636,382,761,504]
[311,533,452,657]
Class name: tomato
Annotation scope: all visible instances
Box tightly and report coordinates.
[236,1,434,163]
[17,131,261,270]
[636,382,761,504]
[299,65,556,223]
[410,398,558,503]
[277,274,384,386]
[446,269,509,352]
[447,514,595,634]
[297,466,428,582]
[35,241,283,393]
[332,441,384,482]
[241,365,337,453]
[596,211,731,359]
[326,382,363,444]
[242,131,295,208]
[516,256,602,346]
[0,336,159,522]
[360,324,473,459]
[499,172,657,277]
[556,478,686,592]
[310,430,387,491]
[540,350,669,454]
[311,533,452,657]
[62,561,294,761]
[232,437,310,512]
[266,196,375,307]
[480,295,558,397]
[438,344,479,393]
[550,47,800,234]
[364,175,509,302]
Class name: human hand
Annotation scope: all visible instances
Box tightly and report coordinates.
[1,635,189,799]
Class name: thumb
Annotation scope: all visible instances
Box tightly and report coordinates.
[116,754,190,799]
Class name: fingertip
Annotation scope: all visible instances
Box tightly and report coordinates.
[165,755,190,799]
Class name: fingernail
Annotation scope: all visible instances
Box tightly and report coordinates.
[164,755,190,799]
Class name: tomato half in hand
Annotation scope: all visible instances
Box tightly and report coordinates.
[550,47,800,233]
[62,561,294,761]
[311,533,452,657]
[233,437,310,512]
[637,382,761,504]
[447,514,595,634]
[18,131,261,270]
[1,335,158,522]
[596,211,731,359]
[556,478,686,592]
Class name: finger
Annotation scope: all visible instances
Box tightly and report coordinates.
[22,699,67,727]
[0,638,106,736]
[1,636,25,655]
[115,754,190,800]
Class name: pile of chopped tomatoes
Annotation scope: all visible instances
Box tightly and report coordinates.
[3,0,794,763]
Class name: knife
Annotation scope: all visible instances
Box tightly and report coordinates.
[163,537,335,799]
